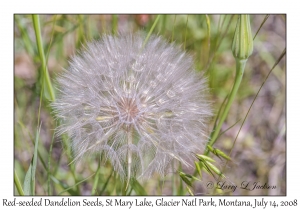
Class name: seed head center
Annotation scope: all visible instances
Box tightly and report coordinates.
[119,97,140,124]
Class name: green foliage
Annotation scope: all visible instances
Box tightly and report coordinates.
[196,154,225,179]
[207,145,232,161]
[14,170,24,196]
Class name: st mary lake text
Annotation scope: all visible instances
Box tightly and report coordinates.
[3,198,294,208]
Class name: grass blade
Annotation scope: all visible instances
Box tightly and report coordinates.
[31,125,41,195]
[32,14,80,194]
[205,14,211,65]
[253,15,270,40]
[142,15,161,49]
[76,15,85,48]
[14,170,24,196]
[58,173,95,195]
[91,161,102,195]
[45,15,57,65]
[112,15,118,35]
[179,172,192,187]
[204,15,234,73]
[217,119,241,138]
[160,14,167,35]
[45,23,79,52]
[15,15,36,56]
[186,186,194,195]
[23,164,32,195]
[131,179,147,195]
[32,14,55,101]
[99,170,114,195]
[47,133,55,195]
[183,15,189,50]
[171,15,177,42]
[177,175,184,195]
[50,175,77,195]
[23,124,41,195]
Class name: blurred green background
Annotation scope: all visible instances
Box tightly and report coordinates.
[14,14,286,195]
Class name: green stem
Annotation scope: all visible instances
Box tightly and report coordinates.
[112,15,118,35]
[160,15,167,34]
[47,134,55,195]
[14,170,24,196]
[205,14,211,65]
[171,15,177,42]
[15,15,36,56]
[125,126,133,192]
[32,15,55,101]
[91,160,101,195]
[183,15,189,50]
[33,15,80,194]
[205,59,246,154]
[31,124,41,195]
[76,15,85,48]
[100,170,114,195]
[142,15,161,49]
[172,160,176,195]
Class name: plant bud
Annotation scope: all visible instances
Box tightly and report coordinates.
[232,15,253,60]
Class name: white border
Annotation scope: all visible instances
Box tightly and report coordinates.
[2,1,298,209]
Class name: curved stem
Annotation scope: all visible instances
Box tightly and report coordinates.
[142,15,161,49]
[32,15,55,101]
[125,126,133,192]
[205,59,247,154]
[14,170,24,196]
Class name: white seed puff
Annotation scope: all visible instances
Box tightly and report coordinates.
[52,33,212,179]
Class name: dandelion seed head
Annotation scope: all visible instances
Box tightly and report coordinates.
[52,33,212,179]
